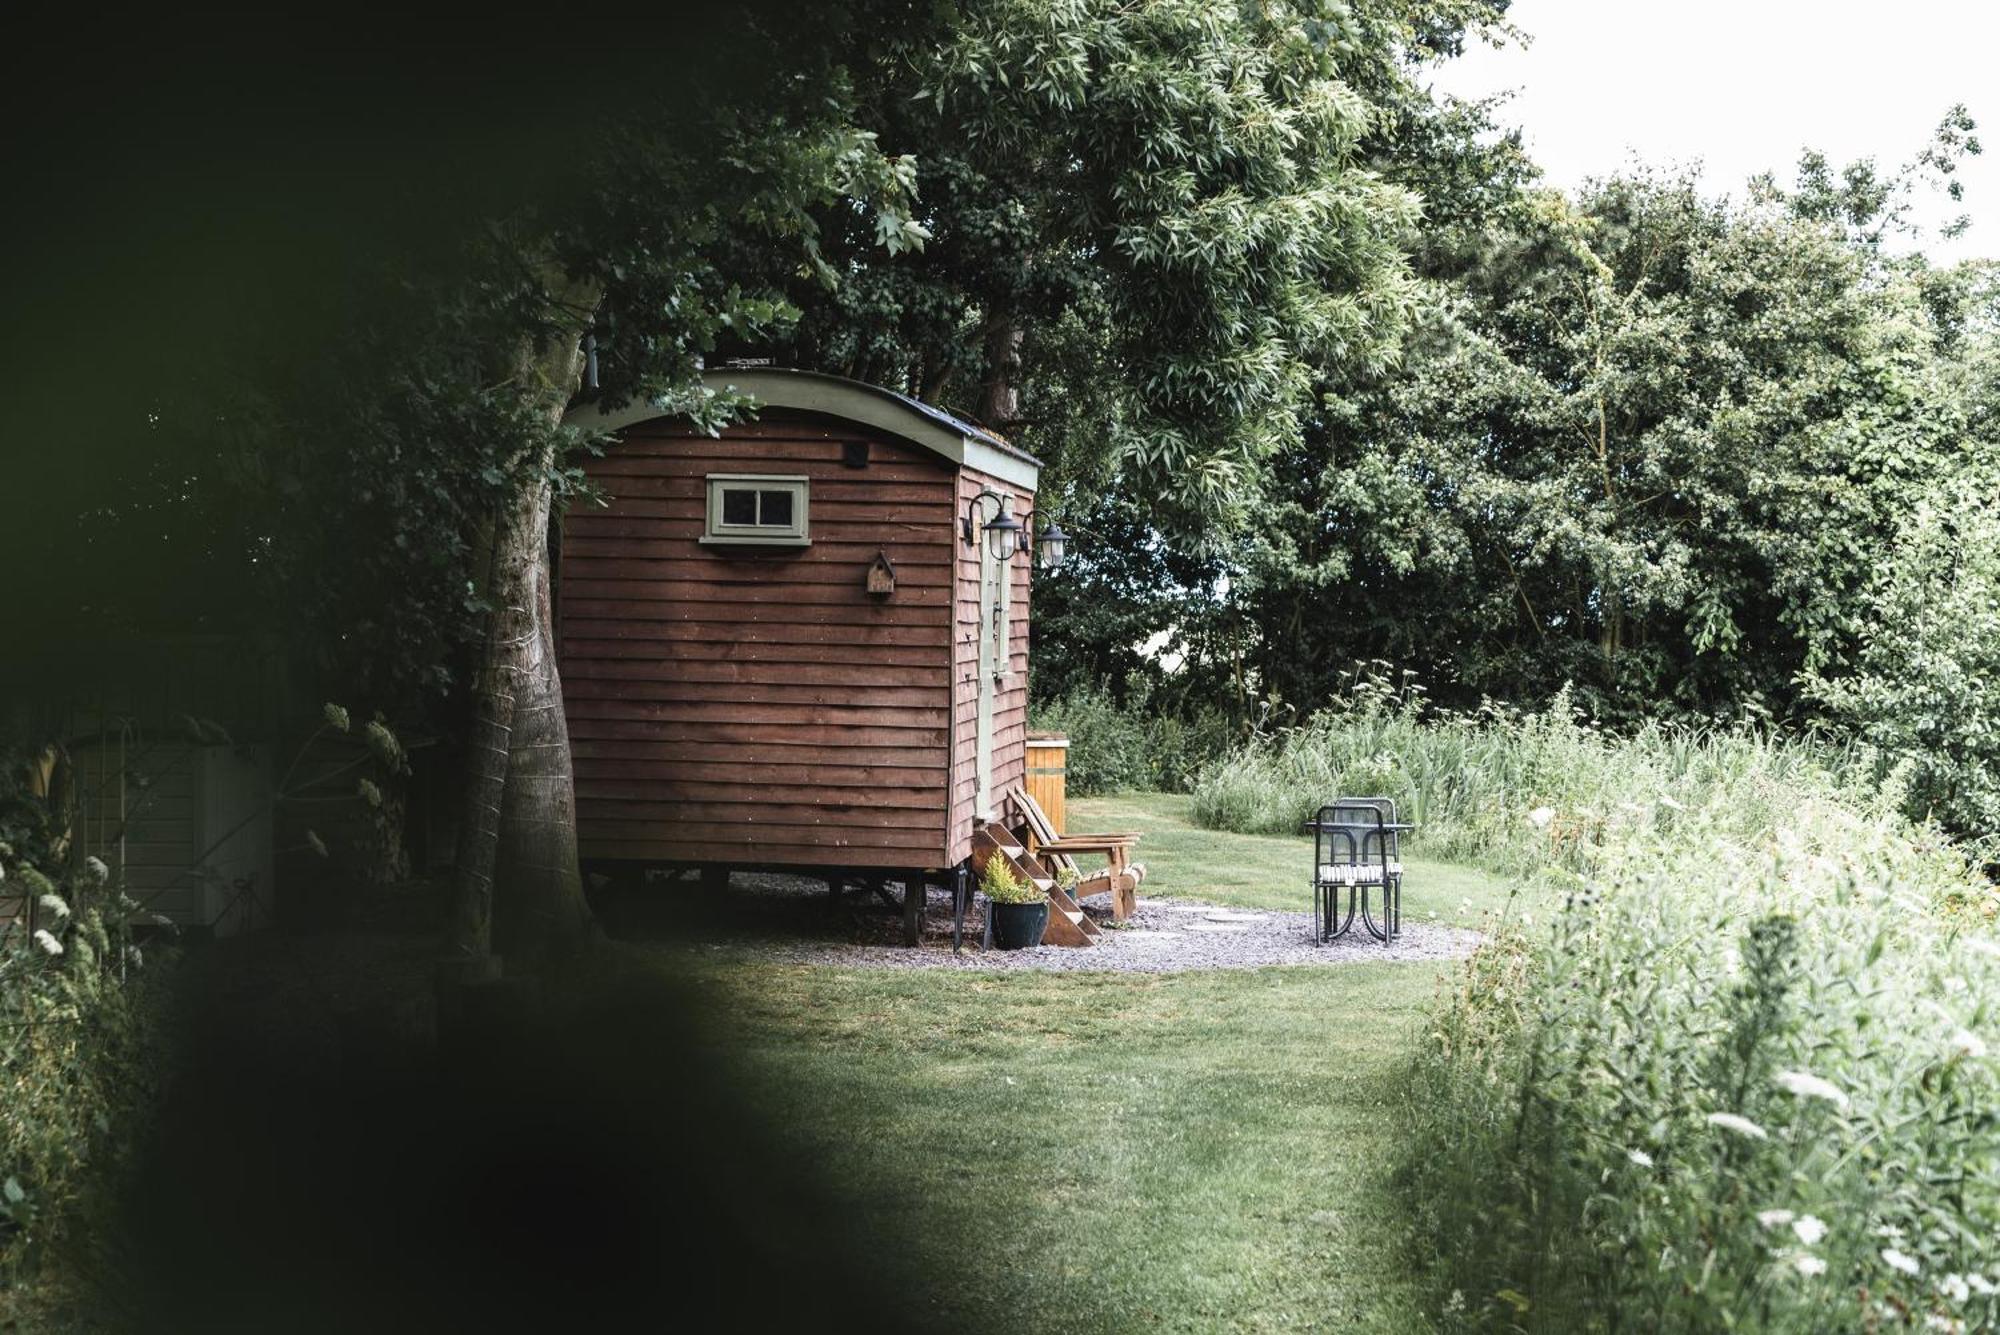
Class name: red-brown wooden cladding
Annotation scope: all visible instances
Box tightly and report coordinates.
[558,408,975,869]
[944,462,1033,864]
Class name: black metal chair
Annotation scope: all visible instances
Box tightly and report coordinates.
[1305,799,1409,944]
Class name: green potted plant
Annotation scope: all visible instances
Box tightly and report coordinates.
[980,856,1048,950]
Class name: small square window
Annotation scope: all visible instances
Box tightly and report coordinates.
[702,474,810,548]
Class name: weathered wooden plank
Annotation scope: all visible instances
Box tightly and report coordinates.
[579,838,948,869]
[581,496,954,524]
[560,598,943,626]
[588,461,948,487]
[566,698,950,728]
[560,579,952,609]
[576,778,943,808]
[566,513,952,542]
[558,619,944,648]
[568,719,948,748]
[564,677,945,709]
[561,657,950,689]
[557,557,954,587]
[581,475,956,505]
[571,738,945,767]
[560,639,947,671]
[576,754,939,781]
[578,819,943,852]
[575,798,942,830]
[559,536,956,566]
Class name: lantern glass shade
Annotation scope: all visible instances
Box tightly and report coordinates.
[1036,521,1069,571]
[982,507,1023,563]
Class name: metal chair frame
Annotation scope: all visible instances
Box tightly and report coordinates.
[1306,798,1407,944]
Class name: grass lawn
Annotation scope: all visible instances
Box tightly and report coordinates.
[659,794,1520,1333]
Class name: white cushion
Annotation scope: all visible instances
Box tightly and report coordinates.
[1316,862,1402,884]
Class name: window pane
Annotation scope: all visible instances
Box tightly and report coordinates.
[721,489,757,526]
[758,489,794,527]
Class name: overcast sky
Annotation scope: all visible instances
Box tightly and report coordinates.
[1428,0,2000,262]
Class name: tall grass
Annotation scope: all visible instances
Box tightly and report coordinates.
[1193,678,2000,1332]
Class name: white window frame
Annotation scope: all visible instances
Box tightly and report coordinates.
[701,474,810,548]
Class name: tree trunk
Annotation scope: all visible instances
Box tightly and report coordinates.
[978,317,1024,430]
[449,311,595,964]
[492,456,593,959]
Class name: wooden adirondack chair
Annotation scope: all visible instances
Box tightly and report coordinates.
[1004,785,1146,921]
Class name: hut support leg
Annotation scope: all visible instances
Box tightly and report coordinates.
[902,873,925,946]
[951,864,969,954]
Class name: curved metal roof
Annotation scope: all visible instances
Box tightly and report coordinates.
[567,365,1041,491]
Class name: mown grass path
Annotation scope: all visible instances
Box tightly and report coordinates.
[666,796,1517,1333]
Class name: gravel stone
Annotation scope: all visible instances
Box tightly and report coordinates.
[638,873,1480,973]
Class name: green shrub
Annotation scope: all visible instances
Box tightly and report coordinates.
[977,856,1042,904]
[1805,478,2000,843]
[1030,681,1238,796]
[0,856,163,1284]
[1196,676,2000,1330]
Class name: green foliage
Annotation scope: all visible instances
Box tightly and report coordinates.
[0,834,164,1284]
[1238,166,1996,723]
[1194,673,2000,1330]
[767,0,1504,528]
[1030,681,1237,796]
[1408,773,1998,1332]
[977,856,1041,905]
[1805,476,2000,840]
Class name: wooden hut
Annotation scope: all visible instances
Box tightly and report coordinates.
[558,367,1051,938]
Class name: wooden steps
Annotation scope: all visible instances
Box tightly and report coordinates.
[971,827,1098,947]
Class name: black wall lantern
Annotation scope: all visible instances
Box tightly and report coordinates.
[964,489,1071,571]
[963,490,1024,563]
[1031,520,1068,571]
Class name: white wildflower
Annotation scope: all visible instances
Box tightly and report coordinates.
[1757,1209,1796,1229]
[1628,1148,1655,1169]
[1940,1273,1971,1303]
[1793,1215,1827,1246]
[1527,806,1556,829]
[1924,1316,1962,1334]
[1883,1248,1921,1276]
[365,720,403,768]
[37,893,69,920]
[1793,1253,1827,1278]
[33,929,62,956]
[1658,793,1686,810]
[1967,1274,1997,1296]
[84,855,110,884]
[322,702,351,732]
[1876,1224,1907,1241]
[1950,1029,1988,1059]
[1775,1070,1851,1109]
[1945,975,1969,994]
[1707,1112,1769,1140]
[123,945,144,968]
